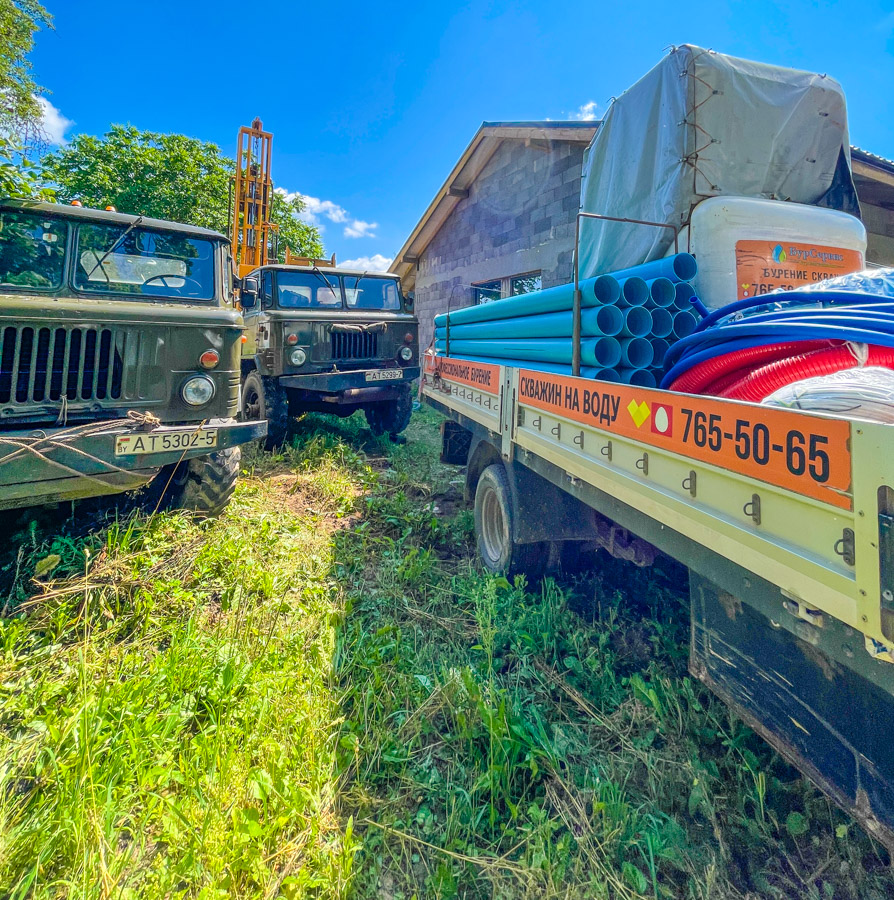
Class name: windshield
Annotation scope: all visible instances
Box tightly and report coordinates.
[344,275,400,310]
[74,223,215,300]
[277,270,341,308]
[0,210,67,290]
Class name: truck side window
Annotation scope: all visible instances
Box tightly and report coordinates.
[262,271,274,307]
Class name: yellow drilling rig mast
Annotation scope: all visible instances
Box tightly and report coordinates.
[230,118,337,277]
[230,118,276,278]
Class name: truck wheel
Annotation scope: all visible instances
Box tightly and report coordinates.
[474,463,546,580]
[241,369,289,450]
[146,446,241,517]
[365,384,413,439]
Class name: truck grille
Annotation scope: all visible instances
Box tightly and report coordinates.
[331,331,378,360]
[0,326,126,405]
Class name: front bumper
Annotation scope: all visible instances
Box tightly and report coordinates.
[0,417,267,511]
[280,365,420,395]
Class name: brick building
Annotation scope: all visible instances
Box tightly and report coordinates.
[391,123,894,350]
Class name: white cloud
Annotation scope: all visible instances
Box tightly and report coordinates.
[36,96,73,145]
[343,219,378,239]
[277,187,378,239]
[300,194,348,224]
[573,101,600,122]
[339,253,393,273]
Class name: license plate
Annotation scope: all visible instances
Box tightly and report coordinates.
[114,428,218,456]
[365,369,403,382]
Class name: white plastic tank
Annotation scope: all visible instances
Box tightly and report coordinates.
[683,196,867,309]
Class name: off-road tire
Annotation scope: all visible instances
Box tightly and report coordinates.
[146,446,241,518]
[364,383,413,439]
[241,369,289,450]
[473,463,546,580]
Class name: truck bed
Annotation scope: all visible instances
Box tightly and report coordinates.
[422,351,894,851]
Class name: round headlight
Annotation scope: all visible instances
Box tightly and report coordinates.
[290,348,307,366]
[181,375,215,406]
[399,346,413,361]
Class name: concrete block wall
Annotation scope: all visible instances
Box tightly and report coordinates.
[414,139,586,349]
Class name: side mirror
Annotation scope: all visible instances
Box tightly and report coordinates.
[405,290,415,309]
[241,276,259,309]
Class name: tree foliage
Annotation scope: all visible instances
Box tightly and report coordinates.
[0,0,53,198]
[41,125,324,259]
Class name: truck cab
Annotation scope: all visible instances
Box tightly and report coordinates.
[0,199,266,515]
[238,260,419,446]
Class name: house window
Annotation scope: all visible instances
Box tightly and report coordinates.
[473,271,541,304]
[511,272,542,296]
[473,279,502,305]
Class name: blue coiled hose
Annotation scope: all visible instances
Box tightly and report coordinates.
[661,269,894,389]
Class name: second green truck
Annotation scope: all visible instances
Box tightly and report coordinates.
[238,260,419,447]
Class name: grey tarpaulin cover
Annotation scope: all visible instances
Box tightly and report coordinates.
[578,44,860,278]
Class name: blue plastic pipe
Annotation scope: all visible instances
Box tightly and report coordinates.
[647,277,676,308]
[593,337,623,368]
[596,304,625,337]
[617,277,650,307]
[620,368,658,387]
[432,304,624,341]
[621,306,653,337]
[620,337,654,368]
[672,310,699,338]
[433,274,620,328]
[649,307,673,339]
[608,253,698,285]
[650,338,671,367]
[674,281,696,310]
[434,336,623,368]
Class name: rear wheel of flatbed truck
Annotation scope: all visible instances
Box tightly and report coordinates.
[143,446,241,517]
[474,463,546,579]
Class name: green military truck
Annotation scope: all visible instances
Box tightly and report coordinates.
[0,199,266,515]
[237,261,419,447]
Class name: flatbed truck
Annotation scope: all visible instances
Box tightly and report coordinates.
[422,351,894,852]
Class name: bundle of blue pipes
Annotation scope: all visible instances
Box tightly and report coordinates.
[433,253,701,385]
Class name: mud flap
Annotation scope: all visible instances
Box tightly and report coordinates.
[690,572,894,851]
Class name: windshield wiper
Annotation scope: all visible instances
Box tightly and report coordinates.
[311,264,337,294]
[86,215,144,280]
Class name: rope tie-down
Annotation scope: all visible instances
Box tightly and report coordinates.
[0,412,199,491]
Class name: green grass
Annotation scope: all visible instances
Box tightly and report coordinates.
[0,406,892,898]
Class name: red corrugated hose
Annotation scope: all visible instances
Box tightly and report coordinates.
[668,341,833,395]
[719,345,894,403]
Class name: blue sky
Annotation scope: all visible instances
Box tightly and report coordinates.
[33,0,894,270]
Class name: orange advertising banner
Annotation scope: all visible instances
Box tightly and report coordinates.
[425,354,500,395]
[735,240,863,300]
[517,369,853,510]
